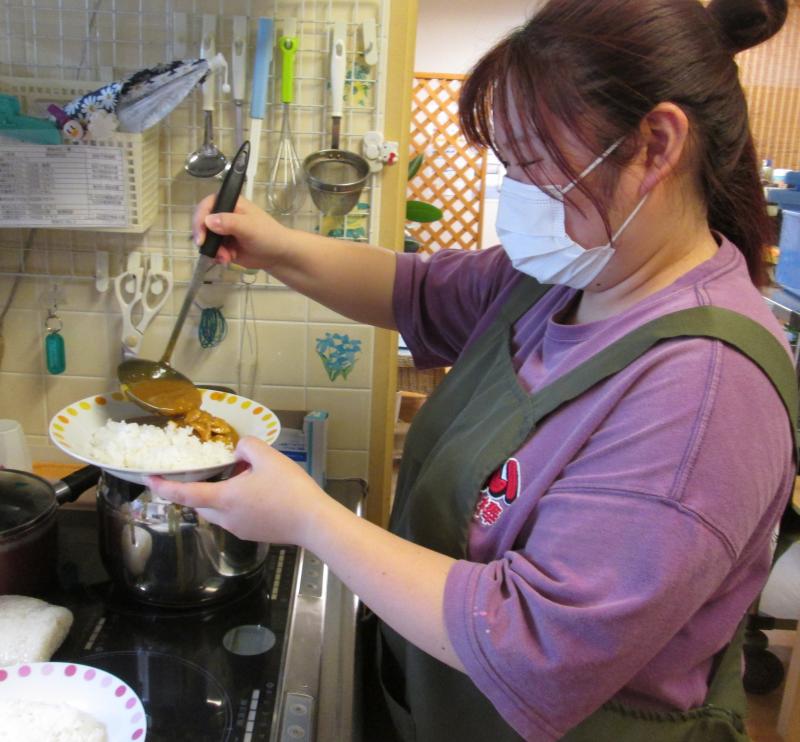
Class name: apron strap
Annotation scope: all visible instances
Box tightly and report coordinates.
[497,276,554,327]
[529,306,799,456]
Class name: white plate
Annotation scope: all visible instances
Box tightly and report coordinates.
[0,661,146,741]
[49,390,281,485]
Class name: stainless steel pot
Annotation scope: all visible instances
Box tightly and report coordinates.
[96,471,268,608]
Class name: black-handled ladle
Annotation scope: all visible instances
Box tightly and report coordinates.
[117,140,251,416]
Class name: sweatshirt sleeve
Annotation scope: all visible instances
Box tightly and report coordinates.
[443,494,735,741]
[392,245,518,368]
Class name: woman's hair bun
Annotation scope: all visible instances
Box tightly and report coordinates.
[707,0,788,53]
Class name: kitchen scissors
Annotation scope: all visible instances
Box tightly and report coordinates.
[115,251,174,359]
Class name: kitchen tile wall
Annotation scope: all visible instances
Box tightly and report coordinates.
[0,273,377,478]
[0,0,389,480]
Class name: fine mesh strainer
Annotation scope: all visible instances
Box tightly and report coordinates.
[303,21,370,216]
[304,149,370,216]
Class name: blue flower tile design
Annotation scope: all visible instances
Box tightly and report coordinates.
[345,58,373,107]
[316,332,362,382]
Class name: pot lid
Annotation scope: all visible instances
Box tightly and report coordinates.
[0,470,55,533]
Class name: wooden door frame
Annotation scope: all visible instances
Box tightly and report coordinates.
[367,0,419,527]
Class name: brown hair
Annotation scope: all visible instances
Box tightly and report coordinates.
[460,0,788,286]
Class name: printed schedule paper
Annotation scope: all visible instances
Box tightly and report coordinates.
[0,144,128,228]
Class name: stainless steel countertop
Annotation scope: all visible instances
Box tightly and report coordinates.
[272,478,365,742]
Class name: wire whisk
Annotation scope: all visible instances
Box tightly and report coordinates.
[267,30,305,216]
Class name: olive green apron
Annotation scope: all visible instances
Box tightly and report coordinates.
[373,276,798,742]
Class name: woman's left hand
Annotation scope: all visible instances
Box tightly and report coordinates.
[147,437,325,545]
[150,437,463,671]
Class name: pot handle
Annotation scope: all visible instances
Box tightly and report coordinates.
[53,464,101,504]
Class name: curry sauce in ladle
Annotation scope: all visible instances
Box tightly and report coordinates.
[122,375,201,416]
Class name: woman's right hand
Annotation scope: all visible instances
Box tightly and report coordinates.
[192,191,398,330]
[192,194,291,271]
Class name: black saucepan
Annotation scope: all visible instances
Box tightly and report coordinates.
[0,465,100,595]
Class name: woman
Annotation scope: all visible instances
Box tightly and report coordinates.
[150,0,797,739]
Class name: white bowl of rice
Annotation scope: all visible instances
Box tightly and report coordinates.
[48,390,281,485]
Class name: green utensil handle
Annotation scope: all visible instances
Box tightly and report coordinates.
[280,36,298,104]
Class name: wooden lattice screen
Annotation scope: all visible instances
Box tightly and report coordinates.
[739,1,800,170]
[408,73,488,254]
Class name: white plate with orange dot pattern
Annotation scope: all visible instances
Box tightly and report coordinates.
[48,390,281,485]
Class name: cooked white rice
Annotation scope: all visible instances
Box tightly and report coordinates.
[0,699,107,742]
[88,419,234,470]
[0,596,73,667]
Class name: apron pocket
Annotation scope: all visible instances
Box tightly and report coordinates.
[561,700,749,742]
[376,624,417,742]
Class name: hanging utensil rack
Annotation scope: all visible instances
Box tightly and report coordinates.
[0,0,389,286]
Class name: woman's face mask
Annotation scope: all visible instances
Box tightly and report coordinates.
[496,139,648,289]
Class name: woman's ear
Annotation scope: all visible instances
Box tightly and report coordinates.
[637,102,690,196]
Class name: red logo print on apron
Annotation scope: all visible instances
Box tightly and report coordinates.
[473,458,521,527]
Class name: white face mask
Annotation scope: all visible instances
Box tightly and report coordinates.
[496,139,648,289]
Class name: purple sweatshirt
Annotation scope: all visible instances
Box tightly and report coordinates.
[392,238,795,741]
